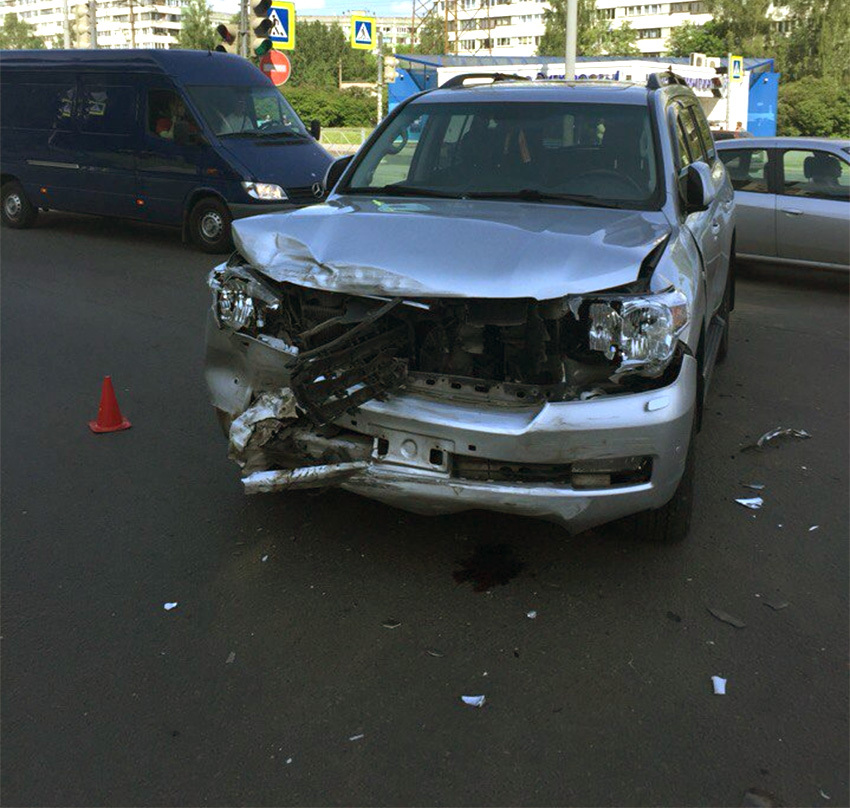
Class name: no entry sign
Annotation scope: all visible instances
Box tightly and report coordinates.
[260,50,291,86]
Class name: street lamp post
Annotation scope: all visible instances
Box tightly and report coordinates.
[564,0,577,80]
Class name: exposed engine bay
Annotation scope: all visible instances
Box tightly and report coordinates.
[212,257,685,427]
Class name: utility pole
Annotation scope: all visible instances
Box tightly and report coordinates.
[725,52,732,129]
[376,30,384,125]
[564,0,577,80]
[128,0,136,47]
[89,0,98,47]
[63,0,71,48]
[239,0,249,57]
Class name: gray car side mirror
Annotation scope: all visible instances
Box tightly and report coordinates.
[324,155,353,194]
[678,162,716,214]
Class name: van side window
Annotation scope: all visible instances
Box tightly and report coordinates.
[0,81,77,131]
[147,89,200,141]
[78,82,136,135]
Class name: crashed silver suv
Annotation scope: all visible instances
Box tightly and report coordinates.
[204,72,736,542]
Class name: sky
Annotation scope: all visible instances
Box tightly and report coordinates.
[210,0,413,17]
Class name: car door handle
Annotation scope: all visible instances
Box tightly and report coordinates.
[781,208,803,216]
[711,219,721,231]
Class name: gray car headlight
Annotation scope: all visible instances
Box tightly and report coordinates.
[217,278,256,330]
[209,265,280,332]
[586,290,688,378]
[242,181,287,201]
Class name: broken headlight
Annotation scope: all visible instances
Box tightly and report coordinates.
[209,266,280,333]
[584,290,688,378]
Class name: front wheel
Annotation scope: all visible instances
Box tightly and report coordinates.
[1,181,38,229]
[631,416,697,544]
[188,197,233,254]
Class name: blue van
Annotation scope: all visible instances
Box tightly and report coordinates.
[0,49,333,252]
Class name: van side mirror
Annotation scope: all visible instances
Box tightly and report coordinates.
[678,162,716,214]
[310,119,321,140]
[324,155,353,194]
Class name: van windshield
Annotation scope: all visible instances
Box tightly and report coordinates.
[187,85,308,139]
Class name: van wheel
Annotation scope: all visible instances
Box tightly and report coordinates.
[1,181,38,229]
[631,416,697,544]
[189,197,233,253]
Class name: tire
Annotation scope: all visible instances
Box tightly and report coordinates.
[1,181,38,229]
[188,197,233,254]
[631,416,697,544]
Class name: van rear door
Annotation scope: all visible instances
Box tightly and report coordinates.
[75,74,141,218]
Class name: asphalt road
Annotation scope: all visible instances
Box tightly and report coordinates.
[2,212,848,807]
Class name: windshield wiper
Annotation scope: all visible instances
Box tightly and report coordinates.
[463,189,626,208]
[348,184,463,199]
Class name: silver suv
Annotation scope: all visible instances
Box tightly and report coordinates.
[204,72,736,543]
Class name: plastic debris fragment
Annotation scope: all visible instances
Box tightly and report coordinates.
[382,618,401,629]
[261,554,269,562]
[707,606,746,628]
[461,695,486,708]
[809,525,819,532]
[819,789,831,800]
[286,758,293,764]
[349,733,365,741]
[163,602,178,611]
[226,651,236,664]
[742,787,782,807]
[736,496,764,510]
[711,675,727,695]
[764,598,789,611]
[527,610,538,619]
[425,648,444,658]
[742,483,766,490]
[745,427,811,451]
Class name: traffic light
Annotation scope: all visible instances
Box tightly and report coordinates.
[215,23,239,54]
[72,2,94,48]
[248,1,274,57]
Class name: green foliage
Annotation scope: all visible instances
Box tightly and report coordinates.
[176,0,217,51]
[0,12,46,49]
[289,20,376,88]
[283,85,376,127]
[704,0,777,57]
[777,77,850,137]
[537,0,639,58]
[665,20,727,57]
[782,0,850,82]
[397,11,445,55]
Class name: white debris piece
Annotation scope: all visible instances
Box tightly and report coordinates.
[262,554,269,562]
[349,733,365,741]
[163,602,178,611]
[711,676,727,695]
[527,610,538,619]
[461,695,486,707]
[226,651,236,664]
[819,789,831,800]
[735,496,764,510]
[809,525,819,532]
[228,389,297,457]
[286,758,293,765]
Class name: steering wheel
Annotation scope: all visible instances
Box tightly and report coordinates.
[385,129,409,155]
[571,169,644,196]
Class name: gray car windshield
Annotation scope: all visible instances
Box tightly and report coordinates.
[187,85,308,139]
[345,100,661,208]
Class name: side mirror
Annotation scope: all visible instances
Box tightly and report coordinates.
[324,155,353,194]
[678,162,716,214]
[310,119,321,140]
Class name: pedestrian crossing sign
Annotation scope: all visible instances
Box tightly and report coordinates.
[270,0,295,51]
[350,15,376,50]
[730,54,744,82]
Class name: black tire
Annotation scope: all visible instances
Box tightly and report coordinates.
[1,180,38,229]
[188,197,233,254]
[631,416,697,543]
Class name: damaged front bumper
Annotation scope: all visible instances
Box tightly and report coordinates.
[206,312,696,531]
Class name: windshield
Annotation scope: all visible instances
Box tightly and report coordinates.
[344,100,661,209]
[187,85,308,139]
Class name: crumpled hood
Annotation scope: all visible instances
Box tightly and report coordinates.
[232,195,671,300]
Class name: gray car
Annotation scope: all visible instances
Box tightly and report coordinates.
[204,72,735,543]
[716,137,850,270]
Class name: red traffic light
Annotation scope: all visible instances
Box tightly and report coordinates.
[216,23,236,45]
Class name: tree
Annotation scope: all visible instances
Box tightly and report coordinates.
[0,12,47,49]
[176,0,217,51]
[537,0,639,58]
[782,0,850,82]
[777,77,850,137]
[665,20,727,57]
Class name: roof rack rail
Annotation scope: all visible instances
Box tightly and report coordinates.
[646,70,689,90]
[439,72,527,89]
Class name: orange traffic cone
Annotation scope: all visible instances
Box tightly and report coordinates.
[88,376,131,433]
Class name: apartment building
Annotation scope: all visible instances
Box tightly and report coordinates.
[300,12,416,50]
[597,0,711,56]
[0,0,183,49]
